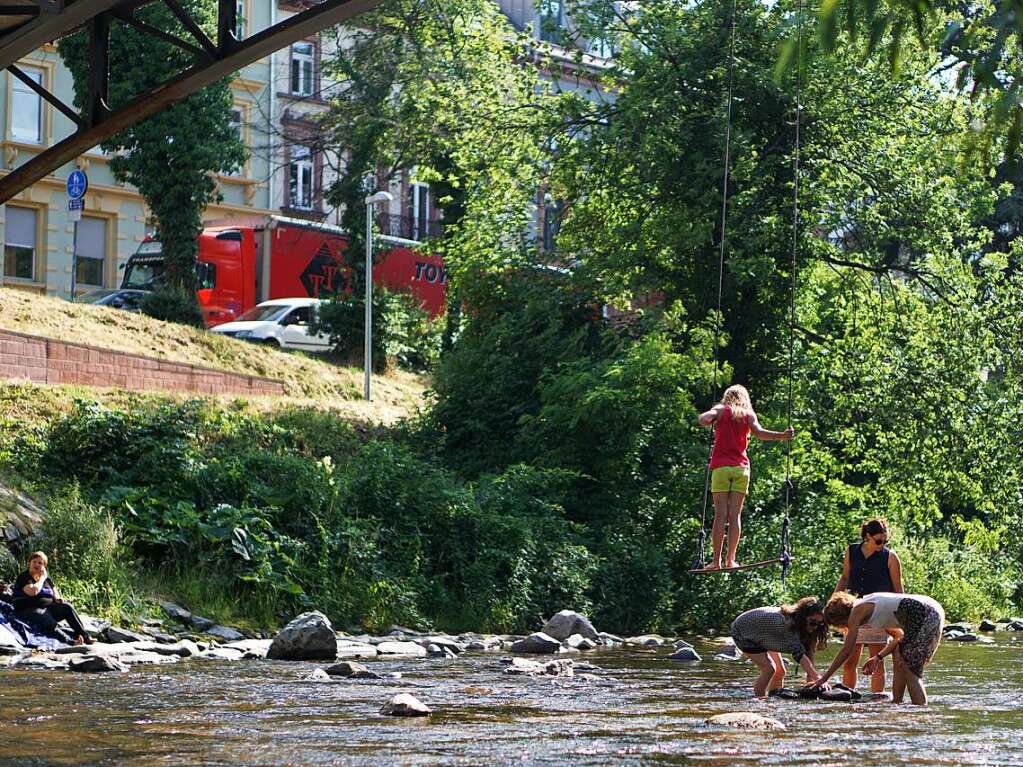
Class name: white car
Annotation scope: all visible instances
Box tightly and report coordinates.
[210,298,331,352]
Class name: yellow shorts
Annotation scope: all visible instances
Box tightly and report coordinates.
[711,465,750,495]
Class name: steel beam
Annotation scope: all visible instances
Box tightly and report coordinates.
[0,0,125,71]
[0,0,382,204]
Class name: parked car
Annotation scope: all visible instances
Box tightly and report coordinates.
[77,288,149,312]
[209,298,331,352]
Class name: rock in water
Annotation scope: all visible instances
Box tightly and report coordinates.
[104,626,148,644]
[158,601,193,624]
[380,693,432,717]
[1009,620,1023,632]
[69,654,128,673]
[565,634,598,651]
[509,632,562,654]
[376,641,428,657]
[503,657,575,677]
[714,641,743,661]
[540,610,599,642]
[625,635,667,647]
[305,668,331,681]
[206,625,245,642]
[979,619,997,632]
[667,647,701,662]
[325,661,381,679]
[268,612,337,661]
[706,712,786,730]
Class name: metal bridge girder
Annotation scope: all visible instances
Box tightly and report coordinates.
[0,0,382,204]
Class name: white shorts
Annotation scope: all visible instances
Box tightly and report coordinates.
[854,625,889,645]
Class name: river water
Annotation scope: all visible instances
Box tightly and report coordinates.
[1,634,1020,766]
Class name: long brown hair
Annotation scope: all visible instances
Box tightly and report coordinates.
[780,596,828,658]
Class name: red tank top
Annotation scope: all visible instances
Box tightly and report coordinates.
[709,406,751,469]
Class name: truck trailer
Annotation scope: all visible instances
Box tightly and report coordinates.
[119,215,446,327]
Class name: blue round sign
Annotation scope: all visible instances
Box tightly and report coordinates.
[67,169,88,200]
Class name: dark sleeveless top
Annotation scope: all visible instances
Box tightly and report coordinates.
[848,543,893,597]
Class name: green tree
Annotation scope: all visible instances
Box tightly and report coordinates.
[58,1,246,319]
[320,0,555,305]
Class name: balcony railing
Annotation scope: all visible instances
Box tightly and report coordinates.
[377,214,445,242]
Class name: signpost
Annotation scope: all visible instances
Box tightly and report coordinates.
[66,169,87,300]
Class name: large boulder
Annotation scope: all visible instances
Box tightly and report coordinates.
[268,612,337,661]
[336,641,378,659]
[380,693,431,717]
[706,712,786,731]
[979,619,997,632]
[540,610,599,642]
[509,632,562,654]
[158,601,193,625]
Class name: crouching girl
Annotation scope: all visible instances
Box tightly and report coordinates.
[815,591,944,705]
[730,597,828,697]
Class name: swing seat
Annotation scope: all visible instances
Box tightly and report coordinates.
[688,557,790,574]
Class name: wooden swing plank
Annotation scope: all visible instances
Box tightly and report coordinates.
[688,557,789,574]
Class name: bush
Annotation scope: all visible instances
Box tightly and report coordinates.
[0,545,19,583]
[139,286,205,327]
[314,287,442,372]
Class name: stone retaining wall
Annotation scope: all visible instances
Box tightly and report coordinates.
[0,328,284,397]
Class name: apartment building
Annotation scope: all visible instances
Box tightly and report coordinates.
[1,1,608,299]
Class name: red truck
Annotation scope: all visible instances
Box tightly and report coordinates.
[120,215,447,327]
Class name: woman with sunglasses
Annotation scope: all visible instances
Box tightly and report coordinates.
[817,591,944,705]
[833,518,903,691]
[730,597,829,697]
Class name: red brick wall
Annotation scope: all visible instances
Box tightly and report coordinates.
[0,329,285,397]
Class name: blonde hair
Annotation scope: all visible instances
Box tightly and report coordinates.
[721,385,754,421]
[824,591,857,627]
[27,551,48,566]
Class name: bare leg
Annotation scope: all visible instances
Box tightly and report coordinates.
[724,491,746,567]
[707,492,729,569]
[748,652,777,697]
[842,643,863,688]
[892,646,907,703]
[867,643,886,692]
[768,651,786,691]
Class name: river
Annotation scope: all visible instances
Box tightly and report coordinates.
[1,634,1020,765]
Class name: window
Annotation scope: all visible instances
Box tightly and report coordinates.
[289,145,313,209]
[197,262,216,290]
[228,106,244,176]
[75,216,107,287]
[283,307,310,326]
[3,206,38,280]
[540,0,567,44]
[589,36,615,58]
[290,41,315,96]
[410,182,429,240]
[11,66,43,143]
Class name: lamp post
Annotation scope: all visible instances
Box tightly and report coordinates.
[364,190,394,401]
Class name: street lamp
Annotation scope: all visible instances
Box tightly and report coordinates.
[364,190,394,401]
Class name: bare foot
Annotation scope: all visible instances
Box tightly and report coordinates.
[73,636,85,646]
[725,561,741,569]
[702,562,722,571]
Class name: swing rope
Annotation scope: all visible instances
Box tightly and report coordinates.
[693,0,804,581]
[780,0,805,586]
[693,0,739,572]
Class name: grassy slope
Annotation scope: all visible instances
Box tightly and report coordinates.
[0,287,427,425]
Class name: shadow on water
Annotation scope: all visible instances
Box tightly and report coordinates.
[1,635,1021,766]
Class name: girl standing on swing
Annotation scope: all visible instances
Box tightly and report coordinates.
[697,384,794,570]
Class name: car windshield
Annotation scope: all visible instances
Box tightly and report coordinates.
[77,289,120,304]
[235,304,291,323]
[122,261,165,290]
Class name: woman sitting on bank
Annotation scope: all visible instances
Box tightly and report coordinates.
[834,518,903,692]
[815,591,945,705]
[12,551,92,645]
[730,597,829,697]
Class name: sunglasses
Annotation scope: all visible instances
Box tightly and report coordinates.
[873,537,888,546]
[806,618,823,628]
